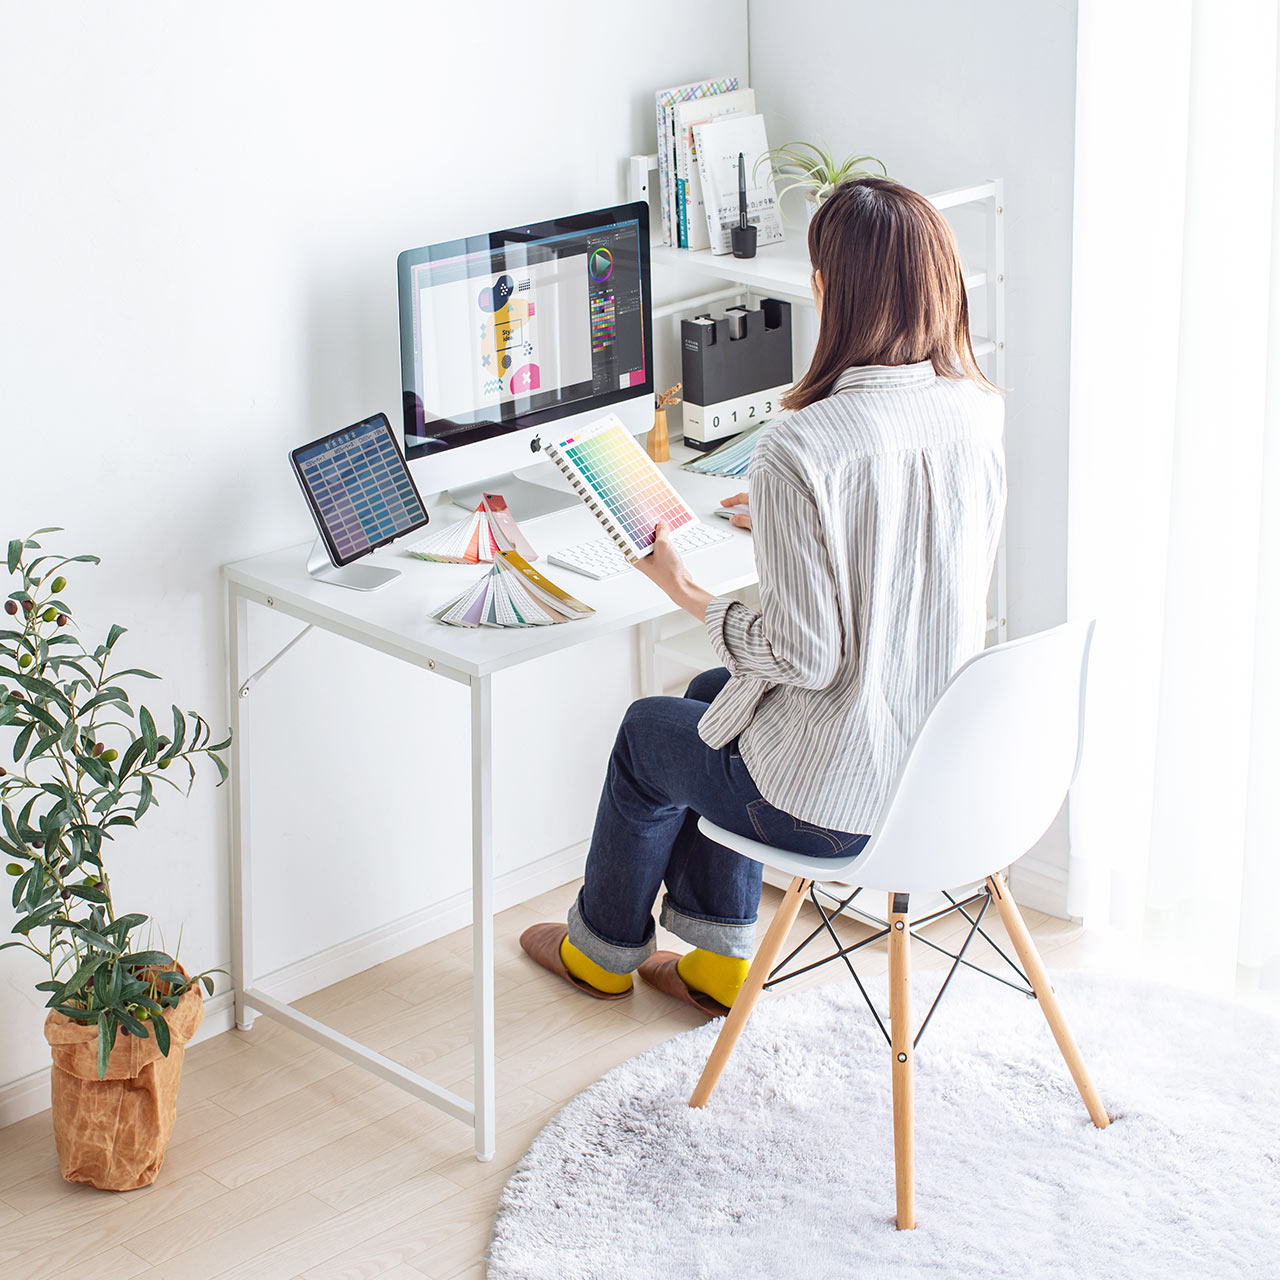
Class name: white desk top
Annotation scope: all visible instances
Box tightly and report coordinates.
[224,450,757,682]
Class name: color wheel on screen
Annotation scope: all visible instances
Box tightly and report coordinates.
[589,248,613,282]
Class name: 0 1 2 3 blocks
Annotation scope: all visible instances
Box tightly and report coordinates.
[681,298,792,449]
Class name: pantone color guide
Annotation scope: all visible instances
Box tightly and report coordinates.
[547,414,695,559]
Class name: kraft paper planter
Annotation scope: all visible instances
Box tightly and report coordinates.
[42,980,204,1191]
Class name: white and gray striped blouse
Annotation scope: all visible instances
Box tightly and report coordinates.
[699,361,1006,833]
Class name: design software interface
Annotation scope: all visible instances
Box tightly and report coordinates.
[403,214,647,458]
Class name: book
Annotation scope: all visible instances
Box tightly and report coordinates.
[544,413,698,562]
[433,550,594,627]
[693,113,784,255]
[673,89,756,252]
[407,493,536,564]
[654,78,739,247]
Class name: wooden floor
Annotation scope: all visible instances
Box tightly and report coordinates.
[0,879,1110,1279]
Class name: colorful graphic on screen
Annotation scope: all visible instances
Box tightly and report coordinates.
[590,293,617,352]
[589,248,613,282]
[560,419,693,551]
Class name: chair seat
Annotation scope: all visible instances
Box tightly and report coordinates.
[697,816,872,884]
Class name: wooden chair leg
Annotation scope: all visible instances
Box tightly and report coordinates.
[986,872,1110,1129]
[888,892,916,1230]
[689,876,812,1108]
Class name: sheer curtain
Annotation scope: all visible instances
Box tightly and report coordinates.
[1068,0,1280,1000]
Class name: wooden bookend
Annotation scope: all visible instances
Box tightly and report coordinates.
[646,405,670,463]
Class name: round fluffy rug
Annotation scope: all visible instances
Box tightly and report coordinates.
[488,972,1280,1279]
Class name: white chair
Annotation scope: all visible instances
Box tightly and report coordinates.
[689,621,1110,1230]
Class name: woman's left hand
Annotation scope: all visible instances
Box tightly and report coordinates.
[635,521,714,622]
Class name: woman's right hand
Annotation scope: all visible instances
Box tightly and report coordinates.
[720,491,751,530]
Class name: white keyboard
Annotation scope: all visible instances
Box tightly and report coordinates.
[548,521,733,580]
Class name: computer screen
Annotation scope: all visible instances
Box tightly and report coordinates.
[398,201,652,462]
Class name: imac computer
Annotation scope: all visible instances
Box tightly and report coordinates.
[398,200,653,520]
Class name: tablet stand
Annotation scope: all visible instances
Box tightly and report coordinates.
[306,537,400,591]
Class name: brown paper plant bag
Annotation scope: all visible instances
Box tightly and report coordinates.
[43,968,204,1190]
[0,528,230,1193]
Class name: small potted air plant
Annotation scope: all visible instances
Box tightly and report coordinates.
[1,527,229,1190]
[757,141,888,222]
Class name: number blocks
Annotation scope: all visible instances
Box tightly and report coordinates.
[680,298,792,450]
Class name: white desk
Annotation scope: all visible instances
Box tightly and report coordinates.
[223,452,757,1160]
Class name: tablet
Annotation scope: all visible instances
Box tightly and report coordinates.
[290,413,429,567]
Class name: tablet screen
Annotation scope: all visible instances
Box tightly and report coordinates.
[291,413,429,566]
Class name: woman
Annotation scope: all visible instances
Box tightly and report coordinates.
[522,177,1006,1014]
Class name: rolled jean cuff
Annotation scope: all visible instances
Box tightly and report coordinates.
[659,894,757,960]
[567,893,655,974]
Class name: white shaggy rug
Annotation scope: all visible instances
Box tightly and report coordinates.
[488,972,1280,1279]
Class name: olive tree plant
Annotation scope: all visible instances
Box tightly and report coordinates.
[0,529,229,1078]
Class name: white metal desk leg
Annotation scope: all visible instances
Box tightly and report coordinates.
[637,618,660,697]
[227,584,256,1032]
[471,673,496,1161]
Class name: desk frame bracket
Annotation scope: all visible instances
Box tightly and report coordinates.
[237,624,315,699]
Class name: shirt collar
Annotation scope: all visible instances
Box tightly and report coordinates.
[833,361,937,393]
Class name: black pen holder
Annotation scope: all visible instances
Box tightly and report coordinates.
[731,223,758,259]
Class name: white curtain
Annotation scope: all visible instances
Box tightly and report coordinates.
[1068,0,1280,1001]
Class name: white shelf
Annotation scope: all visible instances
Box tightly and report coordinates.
[650,235,987,305]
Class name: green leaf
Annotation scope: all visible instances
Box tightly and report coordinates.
[139,706,158,757]
[122,949,174,968]
[60,955,107,999]
[113,668,159,681]
[13,722,35,762]
[118,1010,148,1038]
[28,731,61,762]
[116,737,148,781]
[151,1013,170,1056]
[7,540,22,574]
[97,1015,118,1080]
[212,754,229,785]
[201,973,215,995]
[105,624,127,652]
[135,775,153,821]
[168,705,186,757]
[67,882,110,904]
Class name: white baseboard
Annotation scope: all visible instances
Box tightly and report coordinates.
[0,841,588,1130]
[1007,852,1072,919]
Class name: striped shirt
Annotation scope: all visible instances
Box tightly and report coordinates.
[698,361,1006,833]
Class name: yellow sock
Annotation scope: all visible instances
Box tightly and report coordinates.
[560,936,632,994]
[676,948,750,1008]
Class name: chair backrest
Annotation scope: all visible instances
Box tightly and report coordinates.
[847,620,1095,895]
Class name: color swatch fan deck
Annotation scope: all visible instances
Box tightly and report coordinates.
[433,552,595,628]
[408,493,536,564]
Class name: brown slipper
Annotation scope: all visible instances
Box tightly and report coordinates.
[637,951,731,1018]
[519,923,632,1001]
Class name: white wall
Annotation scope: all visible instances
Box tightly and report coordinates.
[748,0,1080,910]
[0,2,748,1107]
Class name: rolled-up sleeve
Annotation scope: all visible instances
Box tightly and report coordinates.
[703,462,842,689]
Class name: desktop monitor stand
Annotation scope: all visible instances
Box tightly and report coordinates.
[306,537,400,592]
[449,459,578,522]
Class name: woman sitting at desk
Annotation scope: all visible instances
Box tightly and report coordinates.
[521,178,1006,1015]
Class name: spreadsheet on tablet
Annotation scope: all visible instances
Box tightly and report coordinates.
[292,414,427,564]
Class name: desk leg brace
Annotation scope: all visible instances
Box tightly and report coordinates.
[471,674,497,1161]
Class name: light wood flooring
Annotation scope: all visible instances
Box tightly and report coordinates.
[0,879,1110,1279]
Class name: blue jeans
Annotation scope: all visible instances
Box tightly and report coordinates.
[567,668,869,972]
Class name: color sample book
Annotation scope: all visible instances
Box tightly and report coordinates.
[545,414,696,563]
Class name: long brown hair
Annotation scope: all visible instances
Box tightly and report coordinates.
[782,177,996,411]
